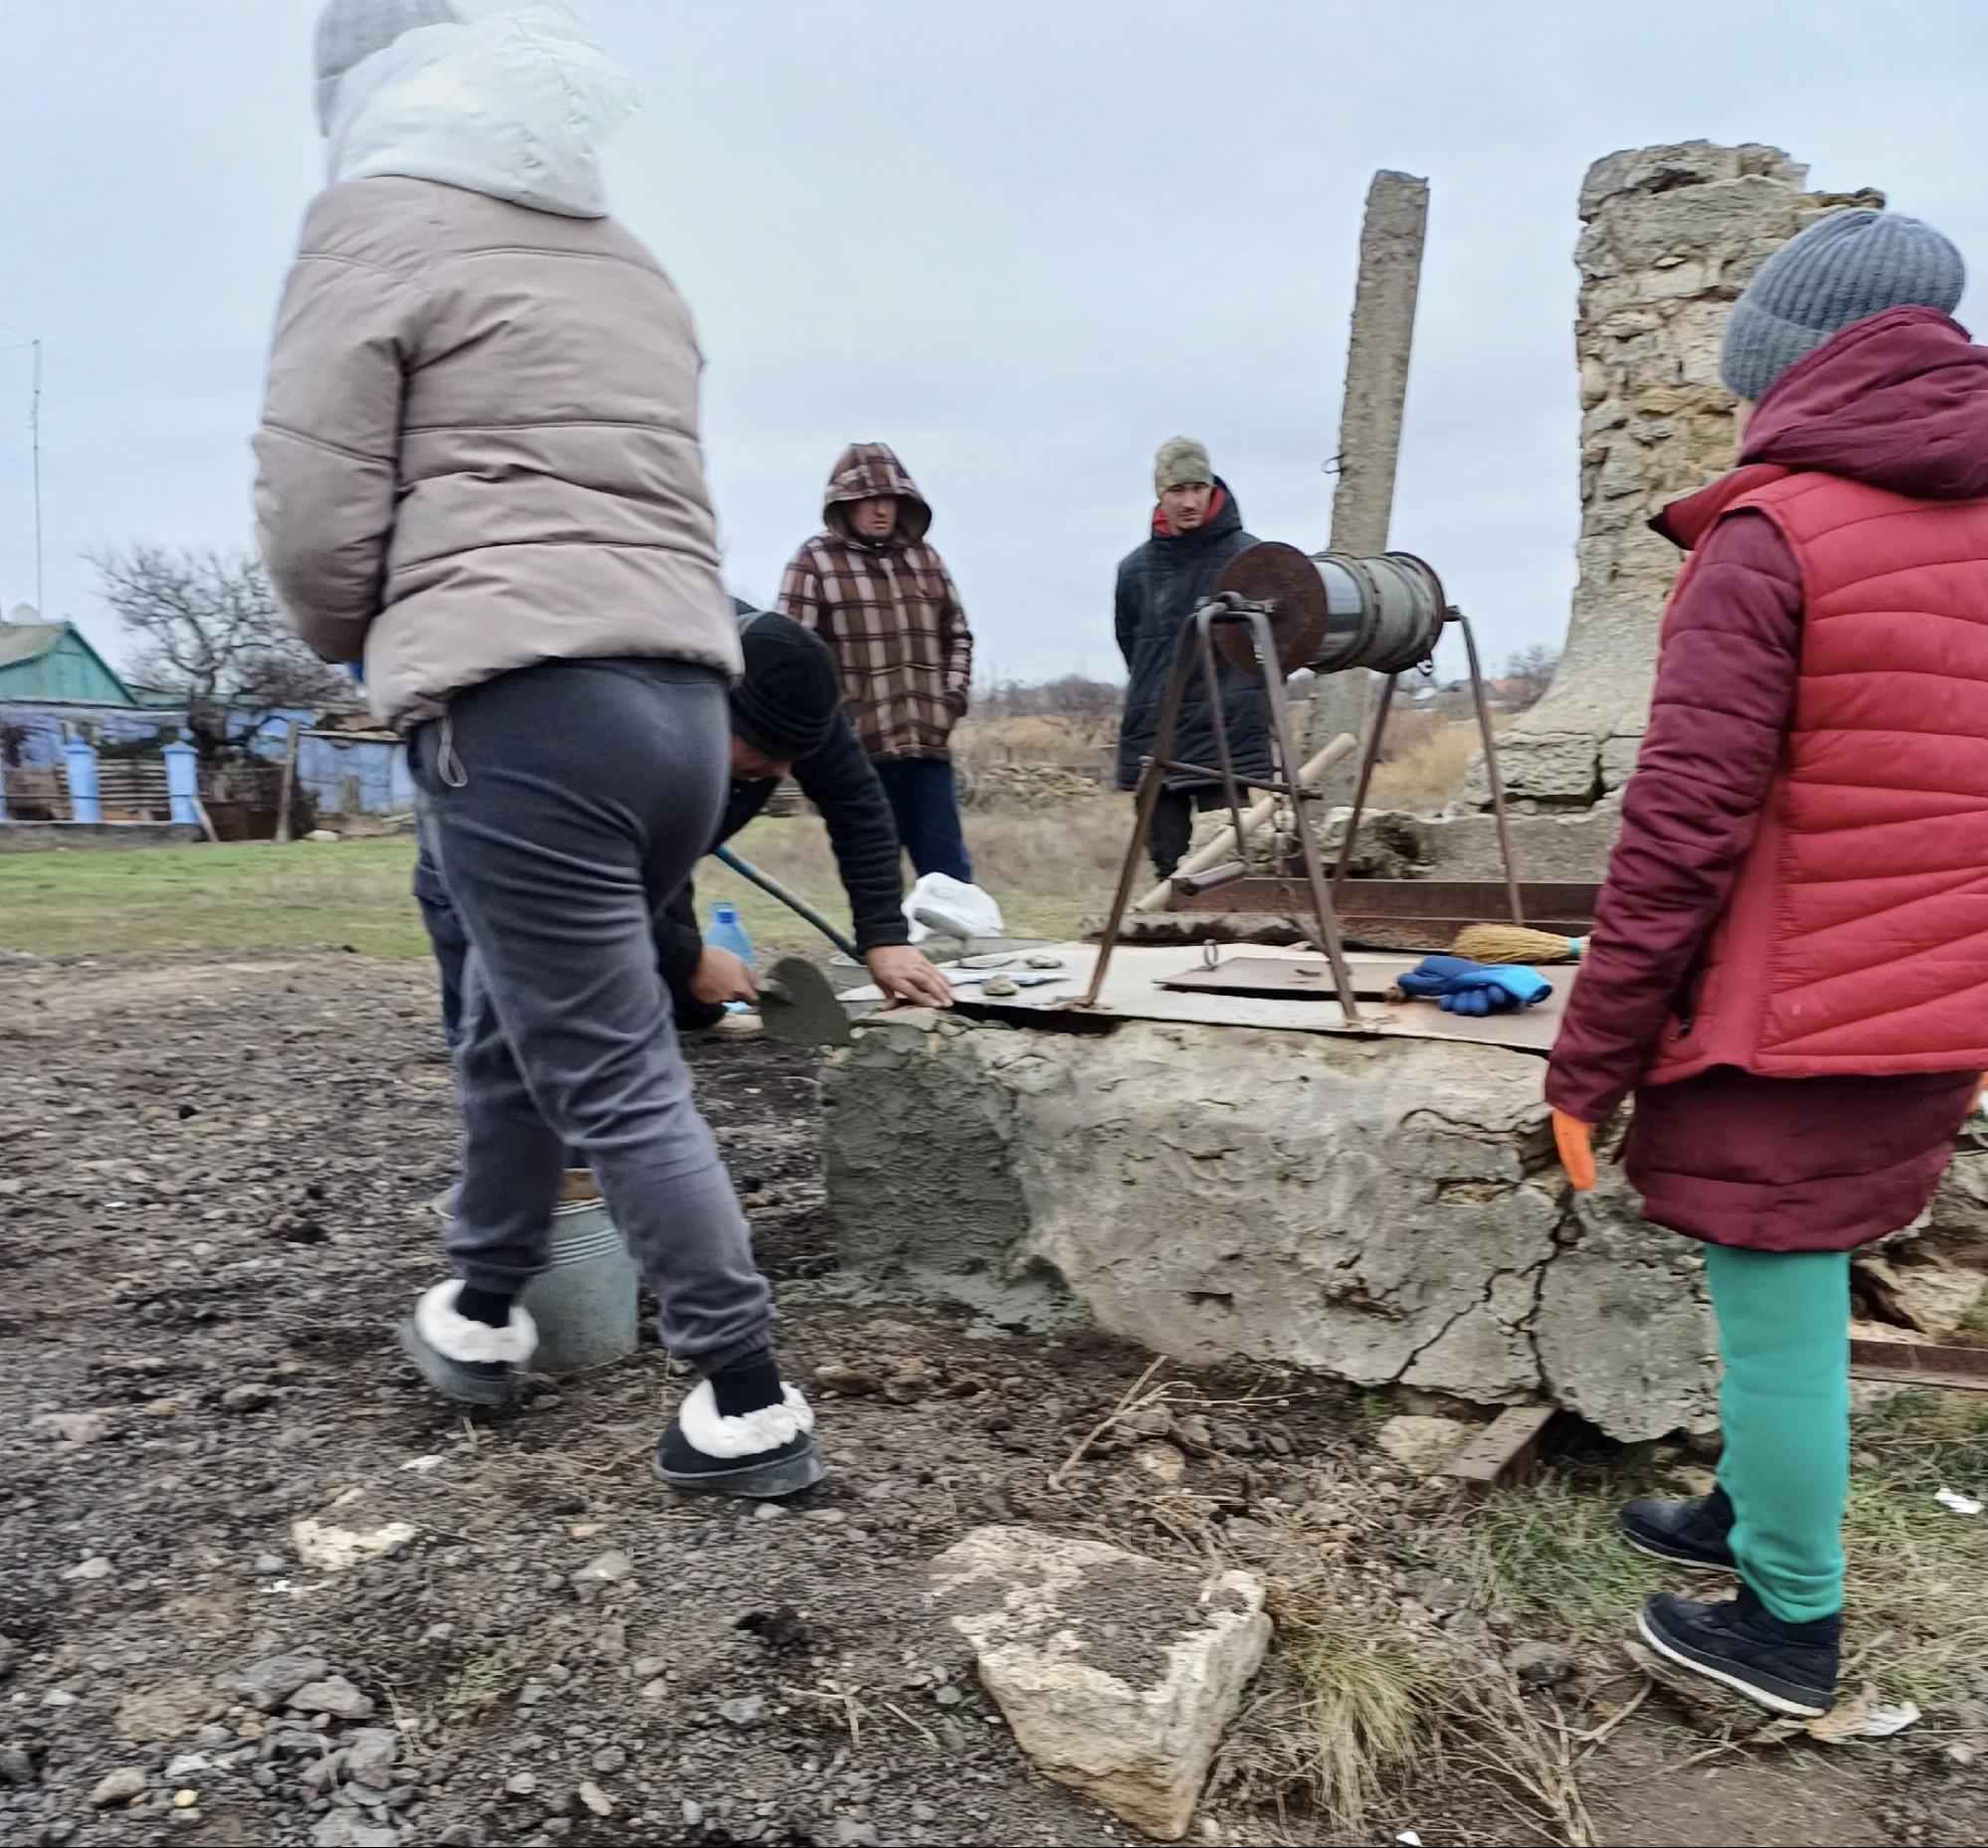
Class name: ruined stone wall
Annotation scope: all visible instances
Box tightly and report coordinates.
[1489,142,1883,814]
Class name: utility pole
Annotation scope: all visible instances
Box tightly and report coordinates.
[29,339,42,620]
[0,326,42,618]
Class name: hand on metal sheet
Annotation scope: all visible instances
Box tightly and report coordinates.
[865,945,954,1009]
[1551,1110,1597,1193]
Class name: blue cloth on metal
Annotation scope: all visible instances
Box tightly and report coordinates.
[1395,954,1552,1016]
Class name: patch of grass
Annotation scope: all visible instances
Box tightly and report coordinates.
[1842,1391,1988,1705]
[0,838,431,960]
[439,1643,520,1726]
[1453,1475,1664,1638]
[1291,1633,1438,1839]
[0,796,1128,967]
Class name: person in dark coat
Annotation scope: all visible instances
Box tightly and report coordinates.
[1114,439,1271,877]
[1546,211,1988,1719]
[415,604,953,1045]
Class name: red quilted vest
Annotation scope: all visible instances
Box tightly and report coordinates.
[1645,464,1988,1085]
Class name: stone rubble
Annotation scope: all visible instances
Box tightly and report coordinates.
[931,1526,1270,1841]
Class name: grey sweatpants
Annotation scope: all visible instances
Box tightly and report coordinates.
[410,658,773,1372]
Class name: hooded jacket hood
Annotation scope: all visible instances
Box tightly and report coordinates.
[320,0,637,219]
[821,444,934,546]
[1663,308,1988,548]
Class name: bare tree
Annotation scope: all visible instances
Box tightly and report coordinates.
[90,545,353,766]
[1502,643,1561,711]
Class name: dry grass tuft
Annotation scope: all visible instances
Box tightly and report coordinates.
[1368,715,1498,813]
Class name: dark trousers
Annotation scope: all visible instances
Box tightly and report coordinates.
[410,658,773,1371]
[873,758,973,883]
[1148,785,1225,879]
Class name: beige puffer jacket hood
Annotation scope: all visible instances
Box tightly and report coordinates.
[254,2,737,727]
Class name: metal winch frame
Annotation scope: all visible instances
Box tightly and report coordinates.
[1077,546,1524,1023]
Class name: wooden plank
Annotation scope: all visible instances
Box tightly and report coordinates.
[1851,1336,1988,1394]
[1442,1405,1560,1491]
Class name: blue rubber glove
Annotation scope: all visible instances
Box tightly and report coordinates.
[1394,955,1551,1015]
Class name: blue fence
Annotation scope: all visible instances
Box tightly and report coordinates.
[0,700,412,822]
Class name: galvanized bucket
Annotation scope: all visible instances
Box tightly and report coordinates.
[430,1176,640,1375]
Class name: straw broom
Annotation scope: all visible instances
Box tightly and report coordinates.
[1450,923,1589,965]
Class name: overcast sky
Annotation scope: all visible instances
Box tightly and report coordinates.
[2,0,1985,686]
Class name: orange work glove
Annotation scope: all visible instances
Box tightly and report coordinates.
[1552,1109,1597,1193]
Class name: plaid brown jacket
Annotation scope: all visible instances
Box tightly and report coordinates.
[776,444,973,761]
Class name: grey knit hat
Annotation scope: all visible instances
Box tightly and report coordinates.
[1720,209,1965,403]
[314,0,460,128]
[1154,437,1214,495]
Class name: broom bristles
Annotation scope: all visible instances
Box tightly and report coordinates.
[1451,923,1587,966]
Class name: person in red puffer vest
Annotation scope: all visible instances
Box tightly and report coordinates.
[1545,208,1988,1718]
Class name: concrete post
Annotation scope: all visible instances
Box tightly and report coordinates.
[162,739,199,826]
[1311,171,1430,793]
[63,737,100,824]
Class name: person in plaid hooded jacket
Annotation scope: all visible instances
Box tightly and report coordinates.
[777,443,976,882]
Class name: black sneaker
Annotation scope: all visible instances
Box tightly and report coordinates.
[1636,1587,1841,1718]
[652,1377,823,1500]
[1618,1488,1737,1571]
[398,1280,536,1409]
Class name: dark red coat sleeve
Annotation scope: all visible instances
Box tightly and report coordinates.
[1544,513,1803,1123]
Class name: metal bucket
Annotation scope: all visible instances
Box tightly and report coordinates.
[430,1177,641,1375]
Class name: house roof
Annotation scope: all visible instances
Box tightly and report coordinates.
[0,623,68,670]
[0,619,139,705]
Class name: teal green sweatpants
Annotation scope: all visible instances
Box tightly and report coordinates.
[1704,1244,1851,1624]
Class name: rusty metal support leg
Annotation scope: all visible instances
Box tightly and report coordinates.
[1192,610,1253,864]
[1455,610,1525,926]
[1330,670,1398,900]
[1078,628,1208,1008]
[1234,606,1362,1025]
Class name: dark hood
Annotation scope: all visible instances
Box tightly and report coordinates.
[1660,309,1988,549]
[1151,478,1244,544]
[821,442,934,546]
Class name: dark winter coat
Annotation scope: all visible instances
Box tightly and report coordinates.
[1547,308,1988,1251]
[1114,482,1272,793]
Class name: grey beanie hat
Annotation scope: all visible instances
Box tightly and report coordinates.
[1720,209,1965,403]
[314,0,461,127]
[1155,437,1214,495]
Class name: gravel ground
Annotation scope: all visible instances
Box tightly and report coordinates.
[3,950,1984,1848]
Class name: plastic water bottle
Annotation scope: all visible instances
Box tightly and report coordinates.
[703,902,755,1013]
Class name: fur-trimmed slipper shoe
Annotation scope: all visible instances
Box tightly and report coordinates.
[652,1378,823,1499]
[399,1280,537,1408]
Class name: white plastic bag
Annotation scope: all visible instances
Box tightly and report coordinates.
[904,873,1004,944]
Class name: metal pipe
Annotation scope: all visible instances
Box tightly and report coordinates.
[1456,612,1526,927]
[711,843,861,961]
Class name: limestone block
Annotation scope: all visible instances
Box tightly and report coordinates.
[1464,732,1601,810]
[828,1014,1700,1435]
[932,1526,1270,1840]
[1414,801,1625,882]
[1533,1174,1718,1441]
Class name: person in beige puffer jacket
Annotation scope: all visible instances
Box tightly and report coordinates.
[254,0,820,1501]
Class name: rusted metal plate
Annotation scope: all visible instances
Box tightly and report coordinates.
[1171,877,1600,922]
[1850,1336,1988,1393]
[1158,955,1422,1000]
[1443,1406,1561,1492]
